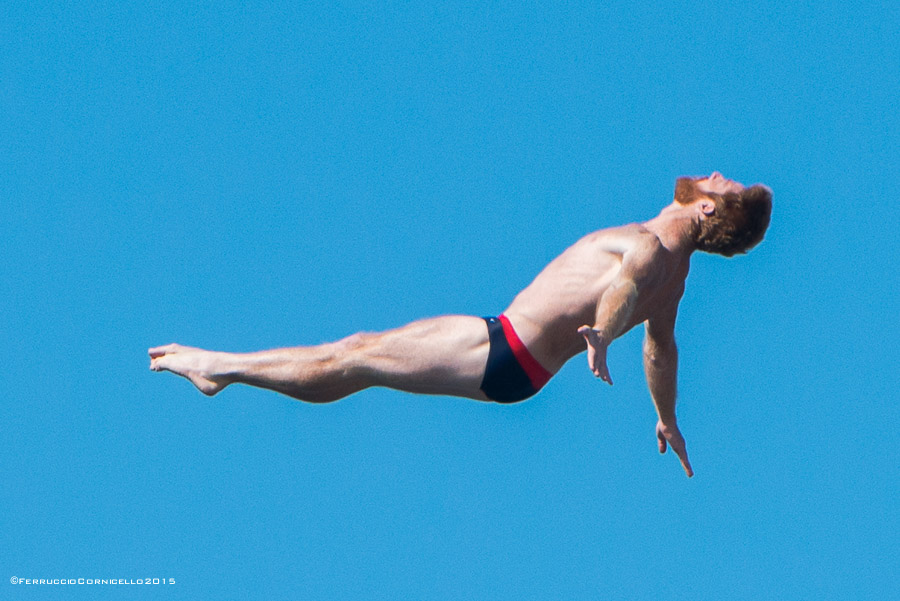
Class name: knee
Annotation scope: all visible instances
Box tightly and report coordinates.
[337,332,373,354]
[332,332,382,375]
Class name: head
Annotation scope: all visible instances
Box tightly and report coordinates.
[674,173,772,257]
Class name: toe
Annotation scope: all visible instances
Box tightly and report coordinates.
[148,344,177,358]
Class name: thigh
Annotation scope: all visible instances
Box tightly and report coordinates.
[366,315,491,400]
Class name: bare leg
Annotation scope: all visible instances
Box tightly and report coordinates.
[149,315,491,403]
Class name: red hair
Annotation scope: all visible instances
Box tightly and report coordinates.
[674,177,773,257]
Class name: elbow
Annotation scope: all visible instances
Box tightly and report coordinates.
[643,353,672,371]
[643,340,677,370]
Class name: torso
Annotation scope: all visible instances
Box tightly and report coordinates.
[502,224,690,373]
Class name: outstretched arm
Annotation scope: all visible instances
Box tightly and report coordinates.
[643,310,693,477]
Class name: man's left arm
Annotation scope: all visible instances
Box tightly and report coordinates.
[644,306,693,478]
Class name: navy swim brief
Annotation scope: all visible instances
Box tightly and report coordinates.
[480,315,553,403]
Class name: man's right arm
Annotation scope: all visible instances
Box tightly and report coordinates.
[643,306,693,477]
[578,234,660,384]
[643,311,678,424]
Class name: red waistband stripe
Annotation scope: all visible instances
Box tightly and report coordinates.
[498,314,553,391]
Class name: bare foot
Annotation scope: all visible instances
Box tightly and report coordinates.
[148,343,230,396]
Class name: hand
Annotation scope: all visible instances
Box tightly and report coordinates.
[578,326,613,385]
[656,420,694,478]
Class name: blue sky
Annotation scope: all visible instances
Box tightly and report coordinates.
[2,1,898,599]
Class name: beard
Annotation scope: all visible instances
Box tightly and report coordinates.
[673,177,700,205]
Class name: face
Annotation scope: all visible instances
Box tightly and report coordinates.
[694,172,745,196]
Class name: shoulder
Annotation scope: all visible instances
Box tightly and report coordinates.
[594,225,669,286]
[586,223,663,256]
[615,225,665,266]
[566,225,665,284]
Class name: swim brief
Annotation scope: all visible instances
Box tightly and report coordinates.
[480,315,553,403]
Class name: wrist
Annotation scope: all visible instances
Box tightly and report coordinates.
[657,415,677,429]
[590,327,611,346]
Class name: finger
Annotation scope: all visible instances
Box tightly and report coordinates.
[601,367,613,385]
[679,454,694,478]
[586,349,597,374]
[657,428,667,454]
[150,354,173,371]
[672,443,693,477]
[148,345,173,358]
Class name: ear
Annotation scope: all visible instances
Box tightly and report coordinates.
[698,198,716,216]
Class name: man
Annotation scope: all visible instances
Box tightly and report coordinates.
[149,172,772,477]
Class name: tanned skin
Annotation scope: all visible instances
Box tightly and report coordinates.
[150,172,751,477]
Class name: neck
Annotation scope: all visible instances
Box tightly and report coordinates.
[642,203,699,256]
